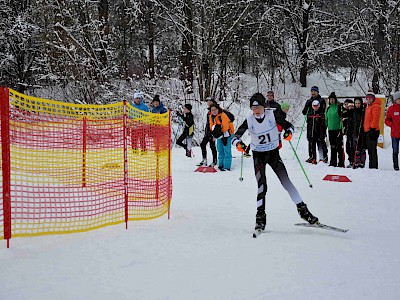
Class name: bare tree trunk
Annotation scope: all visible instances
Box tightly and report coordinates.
[98,0,109,66]
[299,0,311,87]
[148,6,155,79]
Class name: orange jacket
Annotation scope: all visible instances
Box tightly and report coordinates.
[364,98,381,132]
[209,112,234,135]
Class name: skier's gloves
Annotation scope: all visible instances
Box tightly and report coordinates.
[283,126,294,141]
[222,137,228,146]
[236,141,249,153]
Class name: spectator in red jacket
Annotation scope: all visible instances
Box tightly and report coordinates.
[363,91,382,169]
[385,91,400,171]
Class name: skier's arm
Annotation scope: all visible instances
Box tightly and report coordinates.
[231,119,248,145]
[274,110,293,131]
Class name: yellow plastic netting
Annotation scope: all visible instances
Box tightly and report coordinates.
[0,88,172,239]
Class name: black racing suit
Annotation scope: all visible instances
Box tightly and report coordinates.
[232,109,303,217]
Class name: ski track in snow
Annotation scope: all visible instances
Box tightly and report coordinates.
[1,133,400,300]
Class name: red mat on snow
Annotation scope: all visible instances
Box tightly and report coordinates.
[323,174,351,182]
[194,166,217,173]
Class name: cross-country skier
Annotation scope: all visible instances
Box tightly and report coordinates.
[232,93,319,232]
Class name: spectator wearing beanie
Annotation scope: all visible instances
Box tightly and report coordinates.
[325,92,344,167]
[151,95,167,114]
[364,90,382,169]
[385,91,400,170]
[176,104,195,157]
[302,86,326,160]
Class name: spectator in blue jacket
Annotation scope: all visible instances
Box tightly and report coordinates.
[131,91,149,154]
[151,95,168,114]
[132,91,150,112]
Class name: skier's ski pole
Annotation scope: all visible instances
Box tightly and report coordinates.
[239,153,244,182]
[293,107,309,159]
[289,140,313,188]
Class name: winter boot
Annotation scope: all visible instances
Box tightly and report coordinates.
[186,149,192,157]
[197,158,207,166]
[296,202,318,224]
[306,157,313,163]
[311,159,317,165]
[255,212,266,231]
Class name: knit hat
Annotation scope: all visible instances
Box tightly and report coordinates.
[267,90,274,95]
[184,104,192,111]
[134,91,142,99]
[206,96,217,104]
[250,93,266,107]
[152,95,160,103]
[328,92,337,101]
[311,86,319,93]
[312,100,320,106]
[365,90,375,99]
[281,102,290,111]
[392,91,400,102]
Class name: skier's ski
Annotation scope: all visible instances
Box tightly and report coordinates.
[295,222,348,233]
[252,229,263,238]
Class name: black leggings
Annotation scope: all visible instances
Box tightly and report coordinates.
[253,150,302,214]
[200,134,217,161]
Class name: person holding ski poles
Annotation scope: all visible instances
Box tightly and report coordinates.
[302,86,327,162]
[232,93,319,233]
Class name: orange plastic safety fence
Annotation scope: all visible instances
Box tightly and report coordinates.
[0,88,172,242]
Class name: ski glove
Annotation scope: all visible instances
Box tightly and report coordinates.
[236,141,250,154]
[283,126,294,141]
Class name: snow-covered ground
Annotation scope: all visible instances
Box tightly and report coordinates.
[1,129,400,300]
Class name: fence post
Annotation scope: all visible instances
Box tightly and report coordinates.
[123,101,128,229]
[167,111,172,220]
[0,87,11,248]
[82,116,87,188]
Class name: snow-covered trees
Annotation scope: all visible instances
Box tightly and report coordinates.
[0,0,399,101]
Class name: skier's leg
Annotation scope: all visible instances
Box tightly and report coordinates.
[268,149,303,205]
[253,152,268,228]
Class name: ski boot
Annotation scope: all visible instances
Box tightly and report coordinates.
[255,212,266,231]
[297,202,318,224]
[197,158,207,166]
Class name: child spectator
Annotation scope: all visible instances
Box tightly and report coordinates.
[176,104,195,157]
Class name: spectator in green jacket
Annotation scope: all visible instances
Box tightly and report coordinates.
[325,92,344,167]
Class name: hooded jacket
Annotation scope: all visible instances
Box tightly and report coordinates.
[151,102,167,114]
[132,99,150,112]
[364,98,381,133]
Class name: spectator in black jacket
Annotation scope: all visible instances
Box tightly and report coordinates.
[341,99,355,167]
[350,97,367,168]
[176,104,195,157]
[302,86,326,160]
[306,100,328,164]
[197,97,218,166]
